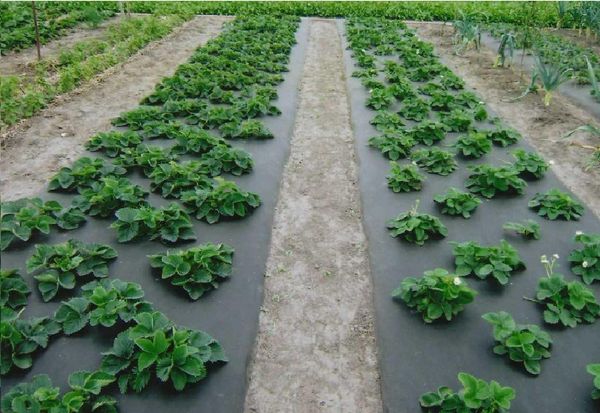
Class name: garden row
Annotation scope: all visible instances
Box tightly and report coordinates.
[1,15,304,413]
[0,2,118,53]
[1,13,190,128]
[342,17,600,412]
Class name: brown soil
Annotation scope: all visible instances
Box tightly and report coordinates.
[244,19,382,413]
[0,14,125,76]
[410,22,600,217]
[0,16,230,201]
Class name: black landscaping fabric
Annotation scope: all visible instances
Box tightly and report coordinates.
[1,19,309,413]
[338,19,600,413]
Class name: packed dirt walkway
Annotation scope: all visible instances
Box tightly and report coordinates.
[244,19,382,413]
[0,15,230,201]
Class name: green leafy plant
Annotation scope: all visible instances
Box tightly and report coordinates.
[419,372,515,413]
[454,131,492,159]
[366,86,396,110]
[411,148,457,176]
[172,128,227,155]
[368,132,415,160]
[587,363,600,400]
[111,203,196,244]
[54,279,152,335]
[503,220,541,240]
[482,311,552,375]
[466,164,526,198]
[220,119,273,140]
[386,163,425,193]
[48,157,126,192]
[511,149,549,180]
[0,269,30,309]
[73,176,148,218]
[405,121,446,146]
[528,189,584,220]
[569,231,600,284]
[100,311,227,392]
[0,371,118,413]
[149,243,234,300]
[86,130,143,157]
[112,106,173,130]
[434,188,481,218]
[438,109,473,132]
[495,32,516,67]
[370,110,404,132]
[0,307,61,374]
[26,239,118,301]
[1,198,85,251]
[181,177,261,224]
[452,240,525,285]
[485,128,521,147]
[148,161,213,198]
[398,97,430,121]
[115,144,179,175]
[387,201,448,246]
[515,57,573,106]
[528,254,600,328]
[392,268,476,323]
[200,145,254,176]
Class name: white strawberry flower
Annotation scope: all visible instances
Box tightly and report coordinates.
[583,261,589,268]
[453,277,462,286]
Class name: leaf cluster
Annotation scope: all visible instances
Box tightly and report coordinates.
[465,164,526,198]
[73,176,149,218]
[528,189,584,220]
[434,188,481,218]
[386,163,424,192]
[503,220,541,240]
[569,232,600,284]
[48,157,126,193]
[368,132,415,160]
[511,149,549,180]
[411,148,458,176]
[387,203,448,246]
[452,240,525,285]
[0,269,30,310]
[454,131,492,158]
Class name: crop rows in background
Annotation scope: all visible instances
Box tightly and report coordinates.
[345,17,600,412]
[1,15,300,413]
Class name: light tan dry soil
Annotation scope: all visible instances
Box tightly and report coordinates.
[411,22,600,217]
[244,19,382,413]
[0,15,231,201]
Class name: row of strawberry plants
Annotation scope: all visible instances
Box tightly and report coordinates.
[346,17,600,410]
[1,14,300,410]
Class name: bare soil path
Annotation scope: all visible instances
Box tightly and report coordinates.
[0,15,230,201]
[244,19,382,413]
[411,22,600,217]
[0,14,125,76]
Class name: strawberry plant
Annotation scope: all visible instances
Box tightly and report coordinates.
[73,177,149,218]
[434,188,481,218]
[370,110,404,132]
[112,106,173,130]
[503,220,541,240]
[419,372,515,413]
[392,268,476,323]
[100,311,227,392]
[465,164,526,198]
[0,307,61,374]
[116,144,179,175]
[86,130,143,157]
[0,371,117,413]
[48,157,126,193]
[140,120,186,140]
[149,243,234,300]
[405,121,446,146]
[220,119,273,140]
[530,254,600,328]
[485,128,521,147]
[368,133,415,160]
[111,203,196,244]
[148,161,214,198]
[387,201,448,246]
[428,90,456,111]
[1,198,85,251]
[511,149,549,180]
[482,311,552,375]
[454,131,492,158]
[0,269,30,310]
[411,148,458,176]
[398,97,430,121]
[26,239,118,301]
[528,189,584,221]
[386,163,425,193]
[366,87,396,110]
[452,240,525,285]
[181,177,261,224]
[439,71,465,90]
[172,129,228,155]
[588,364,600,400]
[200,145,254,176]
[54,279,152,335]
[569,232,600,284]
[438,109,473,132]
